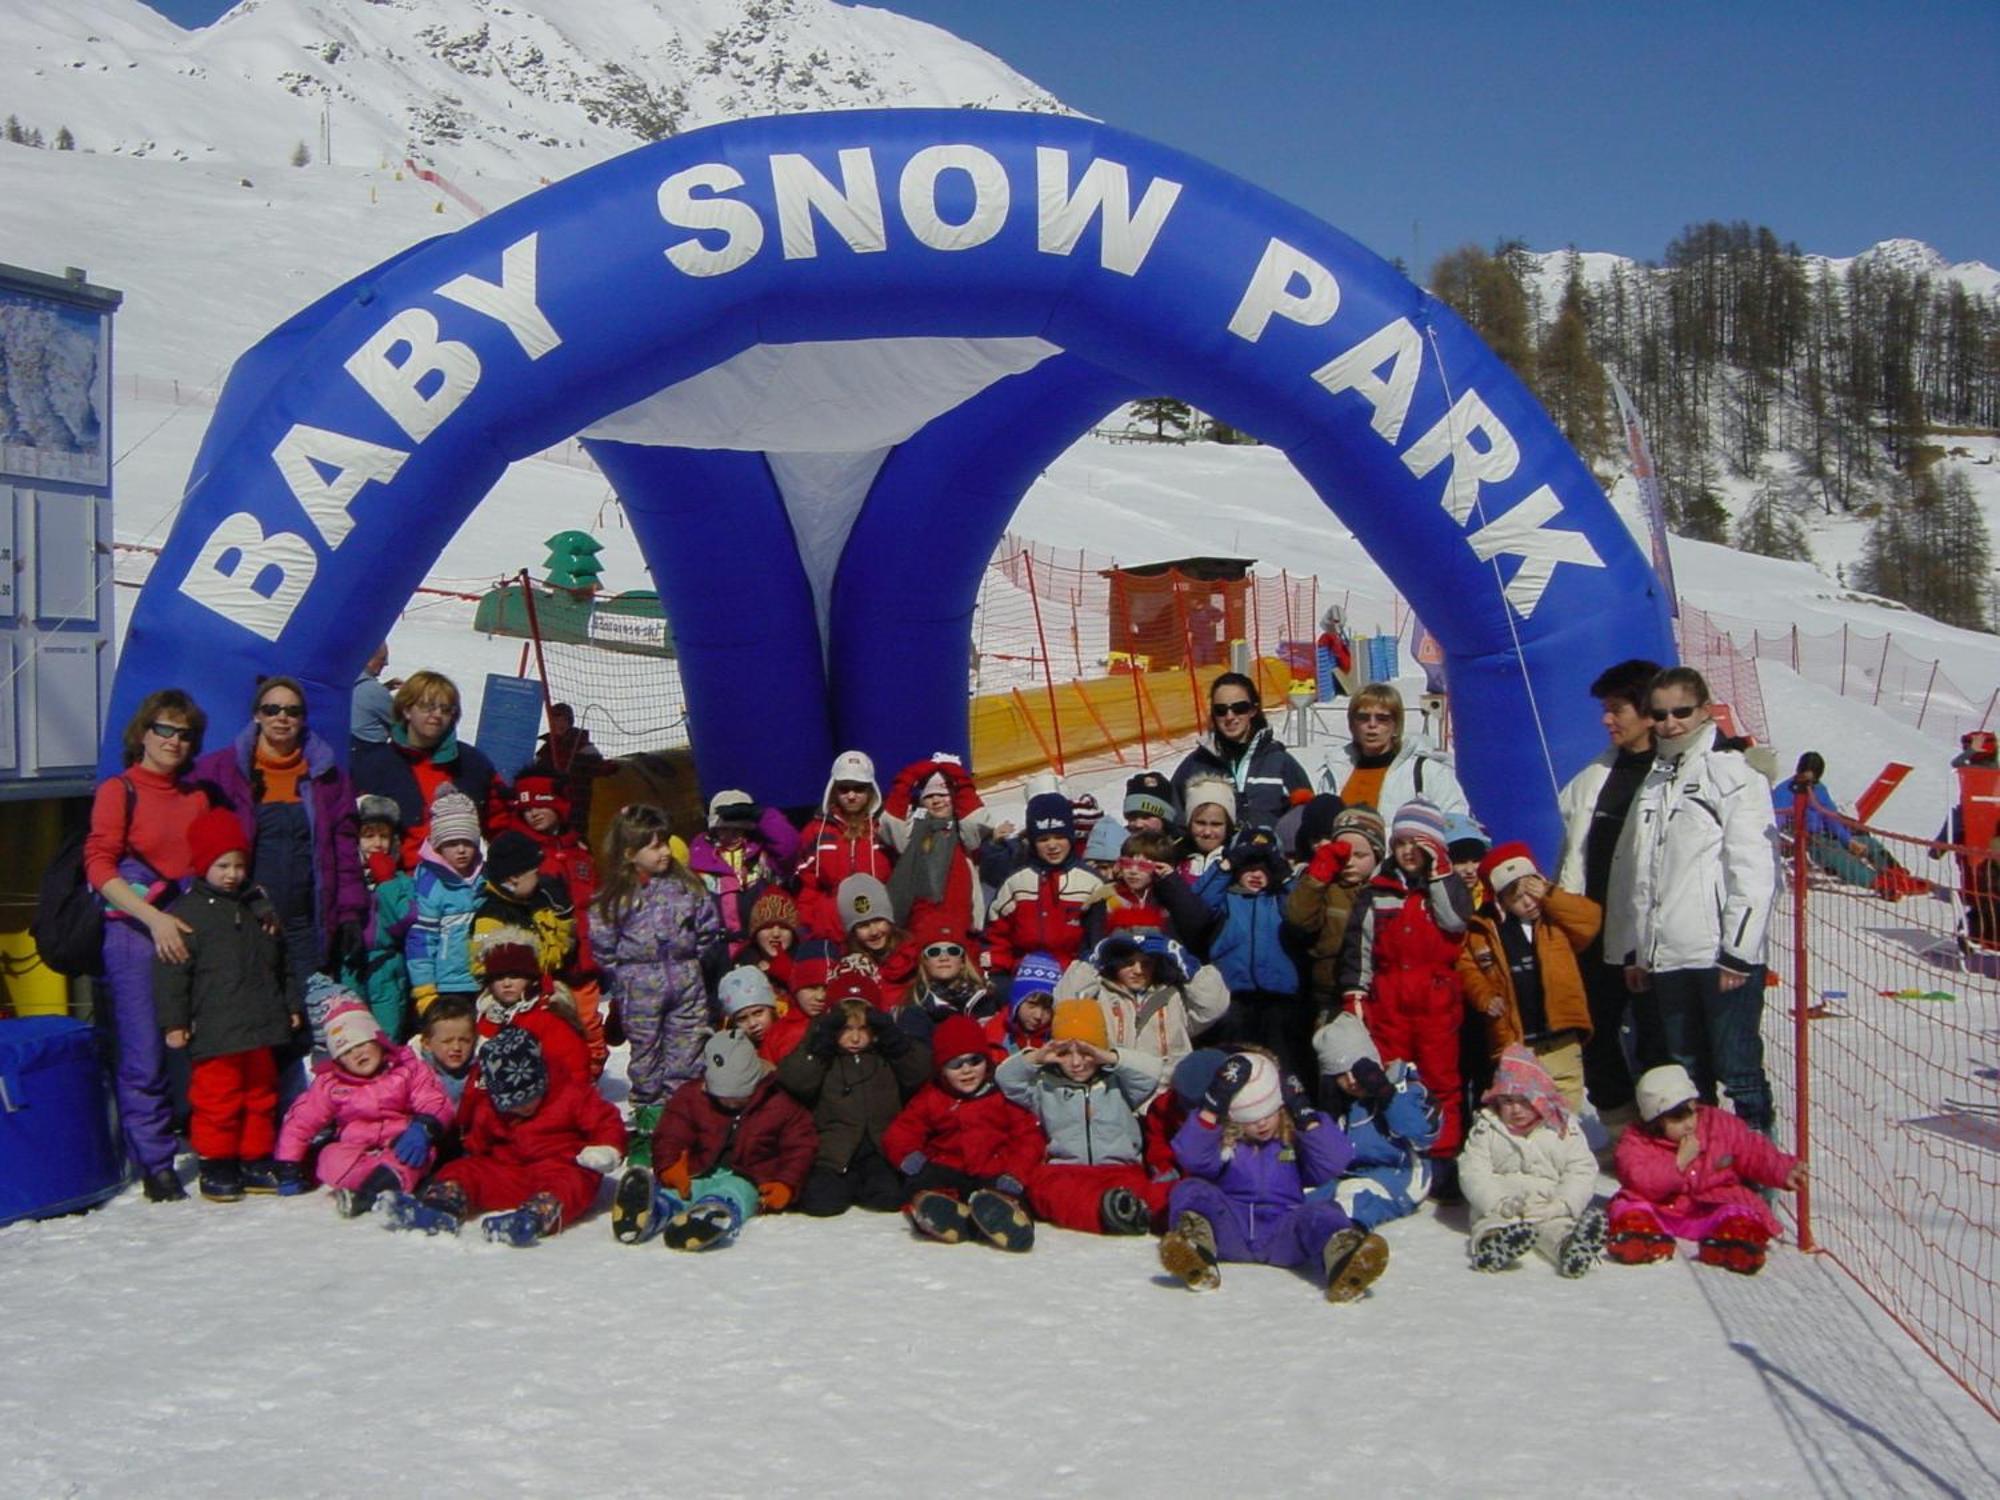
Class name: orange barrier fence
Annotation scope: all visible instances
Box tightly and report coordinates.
[1766,793,1999,1419]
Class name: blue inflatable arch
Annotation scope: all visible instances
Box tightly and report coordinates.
[110,109,1671,856]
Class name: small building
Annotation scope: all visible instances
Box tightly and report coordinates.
[1101,556,1256,670]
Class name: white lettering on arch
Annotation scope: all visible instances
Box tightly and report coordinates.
[899,145,1010,252]
[179,513,319,641]
[343,309,481,444]
[1226,238,1339,343]
[1035,148,1182,276]
[659,162,766,277]
[771,148,887,260]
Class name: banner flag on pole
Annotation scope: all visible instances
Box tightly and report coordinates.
[1609,371,1679,618]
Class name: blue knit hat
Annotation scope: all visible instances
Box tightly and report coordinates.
[1009,952,1065,1011]
[1083,819,1126,863]
[1025,792,1075,843]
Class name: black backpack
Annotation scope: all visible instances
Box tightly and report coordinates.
[32,778,135,978]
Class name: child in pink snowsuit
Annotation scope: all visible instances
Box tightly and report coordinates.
[1608,1063,1805,1274]
[274,998,452,1215]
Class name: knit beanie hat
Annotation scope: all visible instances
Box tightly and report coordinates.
[707,790,759,828]
[910,909,972,956]
[748,890,800,937]
[324,999,383,1062]
[1478,841,1540,898]
[1443,812,1490,862]
[1025,792,1076,843]
[825,966,883,1009]
[1180,776,1237,825]
[485,830,544,885]
[718,965,777,1018]
[837,874,892,932]
[1083,819,1126,863]
[1008,952,1065,1009]
[1290,792,1344,859]
[428,788,481,848]
[1228,1053,1283,1123]
[790,938,840,993]
[1390,797,1449,848]
[481,1026,548,1112]
[1123,770,1176,824]
[930,1014,990,1075]
[187,807,249,879]
[509,775,567,818]
[1634,1063,1700,1124]
[1330,805,1387,860]
[355,792,403,830]
[1226,825,1289,878]
[473,925,541,984]
[1313,1012,1379,1076]
[1050,997,1109,1051]
[703,1030,764,1099]
[1069,792,1104,842]
[1171,1047,1230,1108]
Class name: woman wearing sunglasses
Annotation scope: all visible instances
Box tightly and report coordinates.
[84,689,215,1200]
[195,676,367,1044]
[1605,667,1778,1136]
[1170,672,1313,835]
[1319,682,1468,825]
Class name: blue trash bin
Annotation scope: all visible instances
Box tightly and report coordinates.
[0,1016,127,1227]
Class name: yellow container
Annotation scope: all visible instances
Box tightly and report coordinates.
[0,798,76,1017]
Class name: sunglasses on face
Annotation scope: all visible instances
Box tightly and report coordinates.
[1351,710,1396,724]
[943,1053,986,1070]
[922,942,965,960]
[1211,700,1256,718]
[147,722,195,742]
[256,702,304,719]
[1649,705,1700,722]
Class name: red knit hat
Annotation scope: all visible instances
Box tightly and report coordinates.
[188,808,249,880]
[1106,906,1163,936]
[510,774,569,816]
[930,1014,991,1076]
[910,908,975,958]
[1478,841,1540,896]
[473,926,542,984]
[825,966,883,1009]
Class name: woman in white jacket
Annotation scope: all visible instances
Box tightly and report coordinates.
[1605,667,1779,1135]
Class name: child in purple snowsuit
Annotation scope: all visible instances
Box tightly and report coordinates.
[1157,1051,1390,1303]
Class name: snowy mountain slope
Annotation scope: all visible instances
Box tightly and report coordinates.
[1522,238,2000,314]
[0,0,1069,180]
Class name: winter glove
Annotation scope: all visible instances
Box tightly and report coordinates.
[757,1182,793,1213]
[1199,1054,1255,1118]
[1279,1070,1315,1125]
[1159,939,1197,985]
[391,1120,433,1169]
[1349,1056,1393,1100]
[364,850,399,888]
[1307,839,1349,884]
[575,1145,622,1174]
[658,1153,693,1199]
[899,1152,928,1177]
[868,1009,911,1058]
[329,920,368,974]
[411,983,440,1014]
[1419,836,1452,881]
[274,1160,309,1196]
[994,1174,1025,1198]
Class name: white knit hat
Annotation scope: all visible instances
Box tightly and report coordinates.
[1229,1054,1283,1123]
[1181,776,1237,824]
[1634,1064,1700,1123]
[1314,1013,1379,1076]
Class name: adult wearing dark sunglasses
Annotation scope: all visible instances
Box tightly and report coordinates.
[196,676,366,1049]
[1604,666,1778,1136]
[1170,672,1313,835]
[1317,681,1468,825]
[85,689,216,1200]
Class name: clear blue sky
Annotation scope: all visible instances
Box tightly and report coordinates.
[140,0,1998,268]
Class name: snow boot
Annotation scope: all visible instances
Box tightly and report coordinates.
[907,1191,975,1244]
[1697,1214,1771,1275]
[142,1167,187,1203]
[1158,1211,1222,1291]
[198,1157,244,1203]
[1323,1227,1390,1303]
[377,1182,466,1237]
[624,1103,663,1170]
[1427,1155,1464,1204]
[967,1189,1035,1253]
[610,1166,661,1245]
[1468,1221,1537,1272]
[481,1194,563,1248]
[238,1158,283,1195]
[1556,1206,1608,1278]
[332,1164,403,1219]
[1098,1186,1151,1236]
[1607,1207,1675,1265]
[659,1197,739,1252]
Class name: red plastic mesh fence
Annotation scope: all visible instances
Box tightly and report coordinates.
[1765,795,2000,1419]
[1676,603,1772,746]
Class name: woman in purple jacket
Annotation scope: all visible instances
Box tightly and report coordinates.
[195,677,365,1043]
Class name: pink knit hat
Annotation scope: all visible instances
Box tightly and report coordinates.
[1481,1044,1568,1132]
[325,1000,384,1062]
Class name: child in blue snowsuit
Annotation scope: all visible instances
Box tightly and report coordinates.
[1157,1050,1390,1302]
[1188,827,1311,1077]
[1308,1012,1438,1230]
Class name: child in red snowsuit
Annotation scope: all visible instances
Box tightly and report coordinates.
[887,1014,1047,1249]
[1337,799,1473,1181]
[379,1027,626,1246]
[507,774,607,1077]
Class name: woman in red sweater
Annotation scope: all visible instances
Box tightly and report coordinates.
[86,689,215,1201]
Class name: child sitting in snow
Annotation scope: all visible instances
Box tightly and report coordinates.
[1308,1012,1438,1231]
[776,980,932,1216]
[1055,917,1229,1072]
[469,926,590,1089]
[379,1027,627,1246]
[1157,1051,1389,1303]
[471,830,577,990]
[415,995,478,1118]
[995,999,1167,1235]
[985,953,1060,1056]
[406,789,486,1019]
[610,1031,817,1251]
[886,1014,1046,1251]
[507,774,607,1077]
[354,794,417,1039]
[1609,1064,1805,1274]
[273,999,452,1218]
[719,965,808,1065]
[1459,1045,1606,1277]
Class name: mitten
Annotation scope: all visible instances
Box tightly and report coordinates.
[809,1011,846,1057]
[899,1151,928,1176]
[1159,939,1197,983]
[1307,840,1348,884]
[1279,1070,1315,1124]
[364,850,399,888]
[868,1009,911,1057]
[757,1182,793,1213]
[575,1145,622,1174]
[659,1152,693,1199]
[1199,1054,1254,1118]
[1420,836,1452,879]
[1349,1057,1393,1100]
[411,983,440,1013]
[391,1119,433,1169]
[274,1160,308,1196]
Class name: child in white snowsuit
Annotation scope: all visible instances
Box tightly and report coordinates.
[1459,1044,1605,1276]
